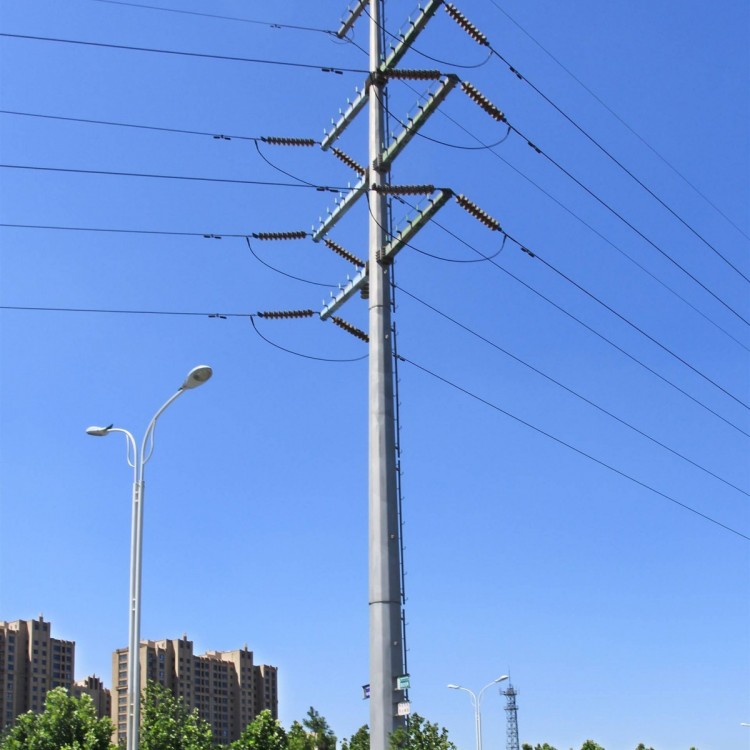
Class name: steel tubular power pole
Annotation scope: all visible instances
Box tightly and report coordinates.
[368,1,405,747]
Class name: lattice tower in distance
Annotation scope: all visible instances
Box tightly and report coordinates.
[502,681,519,750]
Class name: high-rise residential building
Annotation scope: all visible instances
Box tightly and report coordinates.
[112,634,278,746]
[72,675,112,719]
[0,616,76,727]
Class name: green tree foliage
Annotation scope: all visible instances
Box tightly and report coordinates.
[521,745,558,750]
[287,721,315,750]
[635,744,655,750]
[341,725,370,750]
[139,682,213,750]
[302,708,337,750]
[0,686,114,750]
[231,710,287,750]
[580,742,605,750]
[389,714,456,750]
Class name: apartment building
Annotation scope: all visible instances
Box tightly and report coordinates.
[72,674,112,719]
[0,616,75,727]
[112,634,278,745]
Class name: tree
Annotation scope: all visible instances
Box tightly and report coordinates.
[232,710,286,750]
[389,714,455,750]
[0,686,114,750]
[341,725,370,750]
[302,708,337,750]
[139,681,214,750]
[521,745,558,750]
[288,720,315,750]
[580,742,604,750]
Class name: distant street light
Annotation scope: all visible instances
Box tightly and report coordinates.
[447,675,508,750]
[87,365,212,750]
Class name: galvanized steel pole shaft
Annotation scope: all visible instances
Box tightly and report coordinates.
[368,1,406,748]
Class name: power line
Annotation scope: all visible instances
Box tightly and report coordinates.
[393,80,750,354]
[396,284,749,497]
[362,0,749,281]
[363,190,750,437]
[502,231,750,411]
[86,0,336,35]
[0,109,262,141]
[484,0,750,243]
[380,192,750,416]
[399,353,750,542]
[418,211,750,439]
[0,304,249,317]
[486,46,750,284]
[499,116,750,327]
[0,223,249,238]
[0,32,366,74]
[0,164,344,191]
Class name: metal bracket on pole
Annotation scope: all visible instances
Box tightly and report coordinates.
[320,265,369,320]
[336,0,370,38]
[381,0,445,72]
[312,176,368,242]
[378,75,459,170]
[381,189,452,262]
[322,87,368,151]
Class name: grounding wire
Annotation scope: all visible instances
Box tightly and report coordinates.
[399,353,749,542]
[484,0,750,243]
[395,284,749,497]
[0,33,367,74]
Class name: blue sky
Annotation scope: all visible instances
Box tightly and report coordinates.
[0,1,748,749]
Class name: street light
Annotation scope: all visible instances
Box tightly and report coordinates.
[87,365,212,750]
[447,675,509,750]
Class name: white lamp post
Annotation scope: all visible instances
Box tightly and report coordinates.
[447,675,509,750]
[87,365,212,750]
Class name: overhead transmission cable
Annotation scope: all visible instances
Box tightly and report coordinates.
[0,32,366,74]
[383,199,750,438]
[0,109,263,141]
[397,354,749,542]
[345,41,750,352]
[366,190,750,420]
[484,0,750,243]
[0,164,345,191]
[86,0,336,35]
[443,3,750,282]
[395,284,749,496]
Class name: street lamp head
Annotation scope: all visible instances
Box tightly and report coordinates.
[86,424,114,437]
[447,684,461,690]
[494,675,509,684]
[181,365,213,390]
